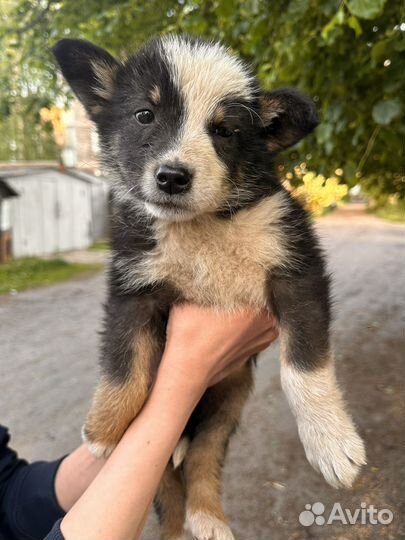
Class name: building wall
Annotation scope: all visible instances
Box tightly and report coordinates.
[62,101,100,172]
[89,181,110,240]
[8,171,93,257]
[0,198,11,231]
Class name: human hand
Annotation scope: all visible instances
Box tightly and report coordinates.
[58,306,277,540]
[162,304,278,389]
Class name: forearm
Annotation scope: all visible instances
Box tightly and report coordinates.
[54,444,105,511]
[60,352,205,540]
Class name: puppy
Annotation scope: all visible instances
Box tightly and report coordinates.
[53,35,366,540]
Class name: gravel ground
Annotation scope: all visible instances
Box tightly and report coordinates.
[0,205,404,539]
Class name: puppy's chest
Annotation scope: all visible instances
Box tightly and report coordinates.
[137,198,288,309]
[147,227,266,308]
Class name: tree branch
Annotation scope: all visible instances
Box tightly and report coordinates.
[6,0,57,35]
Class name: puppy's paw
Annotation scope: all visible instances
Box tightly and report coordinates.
[81,425,115,459]
[298,413,366,489]
[186,510,235,540]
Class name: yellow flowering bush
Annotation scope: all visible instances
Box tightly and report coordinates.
[292,172,348,216]
[40,106,65,147]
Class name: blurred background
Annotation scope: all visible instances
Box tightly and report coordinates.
[0,1,404,539]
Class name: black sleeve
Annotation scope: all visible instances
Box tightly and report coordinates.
[42,519,64,540]
[0,425,66,540]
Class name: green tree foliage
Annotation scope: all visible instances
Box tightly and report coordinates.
[0,0,403,198]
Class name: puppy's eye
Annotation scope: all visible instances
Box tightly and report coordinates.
[135,109,154,124]
[213,125,233,138]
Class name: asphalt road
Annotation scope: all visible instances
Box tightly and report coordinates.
[0,206,404,540]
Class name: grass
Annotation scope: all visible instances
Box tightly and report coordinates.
[89,240,111,251]
[370,200,405,223]
[0,257,103,295]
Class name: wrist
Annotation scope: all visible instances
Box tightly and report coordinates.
[55,445,104,511]
[121,356,206,451]
[157,347,209,397]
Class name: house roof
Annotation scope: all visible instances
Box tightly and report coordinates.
[0,179,19,199]
[65,168,110,186]
[0,162,109,186]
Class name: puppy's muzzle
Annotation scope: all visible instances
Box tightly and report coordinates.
[155,164,192,195]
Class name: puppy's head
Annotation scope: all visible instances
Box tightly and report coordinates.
[53,35,317,221]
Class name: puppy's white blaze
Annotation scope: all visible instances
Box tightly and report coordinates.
[281,360,366,488]
[155,143,228,215]
[158,36,255,215]
[172,436,190,469]
[161,35,254,107]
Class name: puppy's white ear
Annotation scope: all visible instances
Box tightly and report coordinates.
[52,39,120,118]
[260,88,318,154]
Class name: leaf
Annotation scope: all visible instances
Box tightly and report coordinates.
[288,0,309,17]
[336,8,345,24]
[347,15,362,36]
[372,99,402,125]
[371,39,390,65]
[215,0,234,19]
[321,8,345,40]
[347,0,387,20]
[316,123,333,145]
[394,35,405,52]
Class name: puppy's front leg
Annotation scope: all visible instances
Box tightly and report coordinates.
[271,272,366,488]
[83,294,164,458]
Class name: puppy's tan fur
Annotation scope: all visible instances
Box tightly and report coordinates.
[149,84,161,105]
[129,192,290,309]
[156,466,187,540]
[184,364,253,535]
[91,58,118,100]
[84,327,160,457]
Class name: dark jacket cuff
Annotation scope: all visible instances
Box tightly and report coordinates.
[42,519,64,540]
[0,426,66,540]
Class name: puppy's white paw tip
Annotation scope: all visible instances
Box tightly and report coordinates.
[299,419,366,489]
[186,510,235,540]
[172,436,190,469]
[81,425,114,459]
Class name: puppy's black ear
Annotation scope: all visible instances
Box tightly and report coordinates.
[259,88,318,154]
[52,39,120,117]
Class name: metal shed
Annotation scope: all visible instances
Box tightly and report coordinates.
[0,166,110,258]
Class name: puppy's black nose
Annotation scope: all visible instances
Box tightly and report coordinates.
[155,165,192,195]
